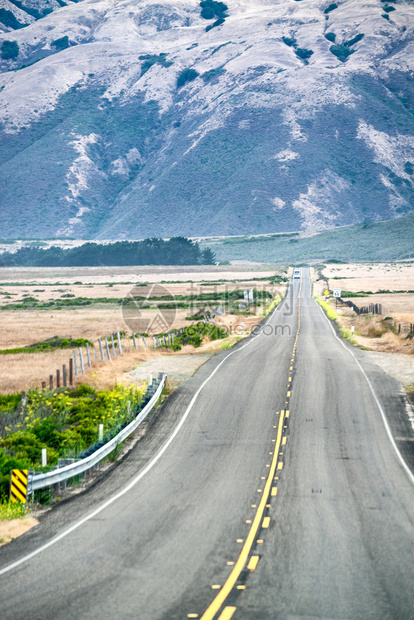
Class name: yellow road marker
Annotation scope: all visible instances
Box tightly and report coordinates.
[285,410,290,418]
[227,561,234,566]
[218,608,236,620]
[257,539,264,544]
[236,585,246,590]
[282,437,287,445]
[277,462,283,470]
[251,504,257,508]
[289,366,293,371]
[287,391,291,397]
[261,476,265,480]
[200,410,286,620]
[266,503,271,508]
[269,451,273,455]
[237,539,243,543]
[271,487,277,496]
[247,555,259,571]
[246,520,252,524]
[288,376,292,382]
[257,489,262,493]
[212,585,221,589]
[272,439,276,442]
[262,517,270,529]
[266,464,270,468]
[187,614,198,618]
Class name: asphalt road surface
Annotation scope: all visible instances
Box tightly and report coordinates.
[0,270,413,620]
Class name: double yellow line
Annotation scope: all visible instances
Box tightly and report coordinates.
[200,274,303,620]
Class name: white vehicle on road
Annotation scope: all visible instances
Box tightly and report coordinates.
[293,268,301,279]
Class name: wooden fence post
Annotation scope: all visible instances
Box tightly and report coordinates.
[63,364,67,387]
[69,358,73,386]
[56,369,60,388]
[49,375,54,390]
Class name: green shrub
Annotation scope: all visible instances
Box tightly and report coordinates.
[202,66,226,81]
[282,36,297,47]
[200,0,228,20]
[0,9,24,29]
[383,5,395,12]
[51,36,69,50]
[324,3,338,14]
[206,17,225,32]
[325,32,336,42]
[345,33,364,47]
[139,52,173,76]
[295,48,314,61]
[1,40,19,59]
[330,44,354,62]
[177,68,199,88]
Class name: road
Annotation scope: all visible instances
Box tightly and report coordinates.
[0,270,413,619]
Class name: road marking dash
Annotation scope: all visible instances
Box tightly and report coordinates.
[287,391,291,397]
[277,462,283,470]
[187,615,198,618]
[271,487,277,496]
[257,539,263,543]
[285,410,290,418]
[247,555,259,571]
[282,437,286,445]
[236,539,243,543]
[236,585,246,590]
[227,561,234,566]
[212,585,221,589]
[218,608,236,620]
[262,517,270,528]
[246,520,252,524]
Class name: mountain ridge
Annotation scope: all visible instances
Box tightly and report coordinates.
[0,0,414,238]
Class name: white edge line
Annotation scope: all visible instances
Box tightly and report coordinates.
[0,290,288,576]
[316,301,414,487]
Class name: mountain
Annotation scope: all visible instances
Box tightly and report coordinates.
[0,0,414,239]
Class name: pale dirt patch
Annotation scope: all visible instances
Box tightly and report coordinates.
[0,265,278,285]
[366,351,414,387]
[323,262,414,293]
[127,354,213,386]
[0,516,38,546]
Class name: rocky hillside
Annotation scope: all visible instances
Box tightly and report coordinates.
[0,0,413,239]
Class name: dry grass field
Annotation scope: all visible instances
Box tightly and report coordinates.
[0,265,284,393]
[316,262,414,359]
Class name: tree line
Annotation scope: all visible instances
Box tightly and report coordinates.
[0,238,216,267]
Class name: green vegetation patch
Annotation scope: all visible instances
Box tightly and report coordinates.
[0,336,93,355]
[1,40,19,59]
[325,32,336,42]
[51,36,69,51]
[330,44,355,62]
[139,52,173,76]
[177,68,200,88]
[324,3,338,14]
[0,384,143,499]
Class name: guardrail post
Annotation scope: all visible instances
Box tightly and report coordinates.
[86,343,92,369]
[42,448,47,467]
[63,364,67,387]
[117,332,123,355]
[99,339,105,361]
[79,348,85,374]
[153,336,156,348]
[73,351,78,376]
[132,332,137,349]
[111,334,116,357]
[69,358,73,385]
[142,336,147,347]
[99,424,103,441]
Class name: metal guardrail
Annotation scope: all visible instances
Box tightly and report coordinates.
[28,374,166,492]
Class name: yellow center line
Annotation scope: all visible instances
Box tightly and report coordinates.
[200,410,286,620]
